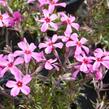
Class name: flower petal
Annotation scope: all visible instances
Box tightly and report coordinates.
[22,75,32,85]
[0,67,8,77]
[6,80,16,88]
[52,34,58,43]
[71,23,80,31]
[13,69,22,81]
[45,46,52,54]
[0,60,8,66]
[14,57,24,65]
[95,69,103,80]
[43,9,49,17]
[75,55,83,62]
[24,54,31,63]
[82,45,89,54]
[49,22,58,30]
[29,43,36,51]
[39,43,47,49]
[8,54,14,62]
[65,24,72,34]
[11,87,20,96]
[66,41,75,47]
[45,61,53,70]
[14,50,23,57]
[75,46,82,55]
[21,85,30,95]
[80,63,88,72]
[102,61,109,69]
[55,3,66,7]
[10,67,22,79]
[32,52,44,62]
[70,16,75,22]
[54,42,63,49]
[93,61,100,71]
[72,70,79,80]
[50,14,57,21]
[48,5,55,13]
[80,38,87,44]
[70,33,79,41]
[18,41,27,50]
[41,23,48,32]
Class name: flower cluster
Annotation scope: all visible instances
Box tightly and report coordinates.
[0,0,109,98]
[0,11,22,27]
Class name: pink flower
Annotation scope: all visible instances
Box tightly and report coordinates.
[60,32,78,47]
[0,0,7,6]
[69,35,89,55]
[6,73,31,96]
[27,0,36,3]
[9,11,22,27]
[0,54,24,77]
[0,13,10,27]
[38,9,58,32]
[14,38,43,63]
[60,13,80,33]
[92,48,109,70]
[39,34,63,54]
[44,58,59,70]
[75,54,92,72]
[48,0,66,13]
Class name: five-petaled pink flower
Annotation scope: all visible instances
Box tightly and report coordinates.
[39,34,63,54]
[44,58,59,70]
[0,13,10,27]
[75,54,92,72]
[69,34,89,55]
[14,38,43,63]
[60,13,80,33]
[38,9,58,32]
[0,54,24,77]
[6,73,31,96]
[92,48,109,70]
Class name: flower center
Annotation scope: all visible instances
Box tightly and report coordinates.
[67,37,72,41]
[17,81,22,87]
[83,59,88,64]
[45,17,51,23]
[0,15,3,20]
[25,50,31,54]
[8,62,13,67]
[67,19,71,24]
[48,42,54,46]
[76,41,81,46]
[97,58,102,62]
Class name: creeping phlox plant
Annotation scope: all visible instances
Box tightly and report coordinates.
[0,0,109,97]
